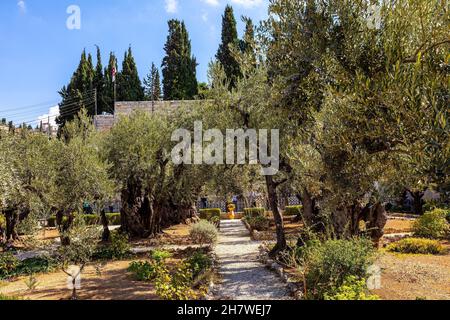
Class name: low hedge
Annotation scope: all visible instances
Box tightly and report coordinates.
[244,208,265,217]
[387,238,445,255]
[47,213,121,227]
[413,209,449,239]
[0,214,5,229]
[284,205,303,217]
[245,215,270,231]
[199,209,221,220]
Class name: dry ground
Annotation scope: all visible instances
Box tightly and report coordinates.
[131,223,193,247]
[0,260,158,300]
[373,242,450,300]
[384,219,414,234]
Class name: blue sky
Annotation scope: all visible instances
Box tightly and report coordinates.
[0,0,268,126]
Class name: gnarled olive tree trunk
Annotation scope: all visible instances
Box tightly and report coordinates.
[56,210,74,246]
[332,201,387,247]
[120,178,151,238]
[4,207,30,243]
[120,174,198,239]
[100,209,110,242]
[299,188,324,232]
[266,175,287,256]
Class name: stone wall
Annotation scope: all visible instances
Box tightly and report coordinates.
[94,100,200,131]
[93,115,115,131]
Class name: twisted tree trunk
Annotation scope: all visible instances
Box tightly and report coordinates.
[100,209,110,242]
[120,178,150,238]
[266,175,287,257]
[4,207,30,243]
[332,201,387,246]
[56,210,74,246]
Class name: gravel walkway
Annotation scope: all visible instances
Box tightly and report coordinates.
[214,220,291,300]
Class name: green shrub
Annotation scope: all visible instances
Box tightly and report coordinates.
[0,214,5,229]
[299,238,376,300]
[83,214,100,225]
[0,294,21,300]
[246,215,270,231]
[190,220,218,245]
[47,216,69,228]
[244,208,265,217]
[186,251,213,279]
[284,206,303,217]
[154,262,197,300]
[47,213,121,227]
[150,250,172,263]
[95,232,131,260]
[128,260,165,282]
[0,253,19,279]
[447,211,450,224]
[106,213,121,225]
[199,209,221,228]
[0,254,58,280]
[199,209,221,220]
[413,209,449,239]
[14,256,58,276]
[387,238,445,255]
[324,276,379,300]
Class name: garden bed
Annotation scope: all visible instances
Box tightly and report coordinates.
[243,216,302,241]
[0,247,215,300]
[372,244,450,300]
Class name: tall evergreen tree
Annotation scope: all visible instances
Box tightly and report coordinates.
[104,52,118,113]
[117,47,144,102]
[143,63,162,101]
[93,45,107,115]
[162,20,198,100]
[57,49,95,127]
[240,17,257,68]
[216,5,241,88]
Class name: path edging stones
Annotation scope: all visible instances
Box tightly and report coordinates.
[258,245,304,300]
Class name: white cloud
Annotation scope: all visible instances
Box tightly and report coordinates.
[200,0,265,9]
[201,0,220,6]
[38,106,60,128]
[230,0,264,8]
[17,1,26,14]
[165,0,178,13]
[201,11,209,22]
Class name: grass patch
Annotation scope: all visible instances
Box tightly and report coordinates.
[387,238,445,255]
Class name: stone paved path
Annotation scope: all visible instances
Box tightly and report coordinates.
[214,220,291,300]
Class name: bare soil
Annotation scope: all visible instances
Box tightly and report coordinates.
[372,241,450,300]
[384,219,414,234]
[0,260,158,300]
[131,223,194,247]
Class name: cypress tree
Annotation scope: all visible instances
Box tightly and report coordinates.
[104,52,118,113]
[144,63,162,101]
[240,17,257,68]
[216,5,241,88]
[117,47,144,102]
[93,45,107,115]
[162,20,198,100]
[57,49,95,127]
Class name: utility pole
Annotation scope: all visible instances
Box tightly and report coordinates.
[94,88,98,116]
[48,115,51,138]
[114,82,116,112]
[151,83,155,113]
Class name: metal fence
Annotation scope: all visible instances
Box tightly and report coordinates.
[197,194,301,212]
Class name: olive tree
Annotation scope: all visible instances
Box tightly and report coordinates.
[104,107,210,238]
[52,110,114,245]
[263,0,448,245]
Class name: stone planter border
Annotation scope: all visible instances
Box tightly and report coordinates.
[258,245,304,300]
